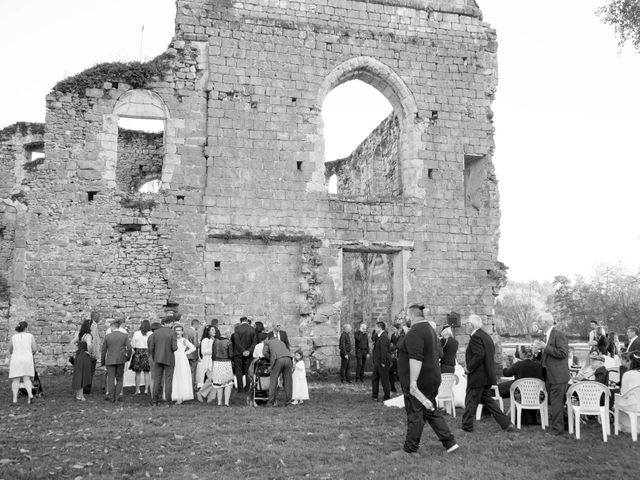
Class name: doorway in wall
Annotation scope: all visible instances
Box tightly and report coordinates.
[341,249,405,379]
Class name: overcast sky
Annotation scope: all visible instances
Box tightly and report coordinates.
[1,0,638,283]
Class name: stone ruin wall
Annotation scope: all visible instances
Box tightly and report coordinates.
[325,113,401,198]
[116,129,164,192]
[0,0,505,371]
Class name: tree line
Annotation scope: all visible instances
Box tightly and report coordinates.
[494,264,640,338]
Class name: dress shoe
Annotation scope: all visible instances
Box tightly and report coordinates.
[461,427,473,433]
[389,449,413,459]
[504,425,517,433]
[446,444,459,453]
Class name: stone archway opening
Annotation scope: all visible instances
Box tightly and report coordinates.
[322,79,393,196]
[317,57,423,199]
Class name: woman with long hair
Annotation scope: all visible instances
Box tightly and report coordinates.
[72,319,93,401]
[9,321,37,405]
[171,325,196,404]
[130,320,152,395]
[196,325,214,387]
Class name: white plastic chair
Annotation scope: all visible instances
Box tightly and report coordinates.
[509,378,548,430]
[566,381,611,442]
[437,373,459,417]
[614,385,640,441]
[476,385,504,420]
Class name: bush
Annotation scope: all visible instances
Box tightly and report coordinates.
[53,53,171,95]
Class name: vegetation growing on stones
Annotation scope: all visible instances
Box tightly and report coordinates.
[53,53,172,95]
[119,195,157,212]
[22,157,45,172]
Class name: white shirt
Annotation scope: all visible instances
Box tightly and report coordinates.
[470,328,480,337]
[545,325,554,343]
[253,342,265,359]
[131,330,150,349]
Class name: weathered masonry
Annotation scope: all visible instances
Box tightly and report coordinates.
[0,0,505,370]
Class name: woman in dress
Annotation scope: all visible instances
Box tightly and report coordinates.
[171,324,196,404]
[9,321,37,405]
[196,325,214,387]
[291,350,309,405]
[72,319,93,401]
[211,326,234,406]
[130,320,152,395]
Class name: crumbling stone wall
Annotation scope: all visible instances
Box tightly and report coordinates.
[1,0,504,370]
[116,129,164,192]
[325,114,401,198]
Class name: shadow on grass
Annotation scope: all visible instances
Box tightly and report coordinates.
[0,373,637,479]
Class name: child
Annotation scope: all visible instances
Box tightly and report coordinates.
[291,349,309,405]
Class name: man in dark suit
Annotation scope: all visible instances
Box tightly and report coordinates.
[148,316,178,405]
[462,314,515,433]
[354,323,369,383]
[535,320,570,435]
[371,321,391,401]
[263,337,293,406]
[232,316,256,391]
[339,324,352,383]
[268,322,290,349]
[392,305,458,456]
[101,319,132,403]
[626,326,640,353]
[185,319,200,390]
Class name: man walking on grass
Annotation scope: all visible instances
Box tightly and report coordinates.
[392,305,458,456]
[462,314,516,434]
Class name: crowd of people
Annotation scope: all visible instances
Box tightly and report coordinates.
[7,308,640,452]
[7,313,309,407]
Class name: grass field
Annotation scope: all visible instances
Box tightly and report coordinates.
[0,371,637,480]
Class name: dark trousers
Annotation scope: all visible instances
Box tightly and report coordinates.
[546,381,568,434]
[372,365,391,400]
[355,352,367,381]
[106,363,125,401]
[84,358,97,394]
[462,386,511,431]
[340,354,351,382]
[268,357,293,404]
[152,362,175,403]
[402,387,456,453]
[389,358,398,392]
[234,355,252,390]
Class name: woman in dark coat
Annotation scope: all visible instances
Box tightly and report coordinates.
[71,319,93,401]
[439,326,458,374]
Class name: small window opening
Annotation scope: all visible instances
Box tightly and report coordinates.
[427,169,434,179]
[291,97,297,104]
[214,261,221,271]
[327,174,338,194]
[177,195,185,202]
[87,191,98,202]
[296,161,303,171]
[430,111,439,123]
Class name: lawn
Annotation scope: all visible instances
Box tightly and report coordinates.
[0,371,637,480]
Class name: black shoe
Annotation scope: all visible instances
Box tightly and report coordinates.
[504,425,517,433]
[462,427,473,433]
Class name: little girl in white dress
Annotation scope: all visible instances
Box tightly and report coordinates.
[291,350,309,405]
[172,325,196,404]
